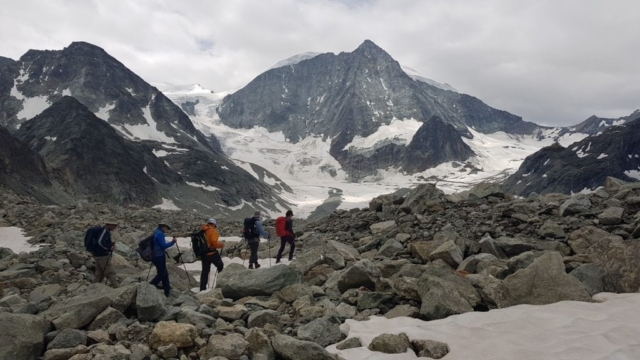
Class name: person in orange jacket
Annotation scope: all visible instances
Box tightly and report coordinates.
[200,218,224,291]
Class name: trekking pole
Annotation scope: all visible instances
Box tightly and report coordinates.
[146,265,152,282]
[242,240,247,266]
[174,241,193,286]
[101,251,113,284]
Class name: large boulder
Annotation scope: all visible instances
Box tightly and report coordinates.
[568,227,621,254]
[428,240,463,267]
[559,195,592,216]
[136,282,166,322]
[88,307,125,331]
[44,294,111,330]
[245,328,275,360]
[377,239,403,258]
[47,329,86,350]
[326,240,360,262]
[247,310,279,328]
[43,345,89,360]
[537,221,566,239]
[402,184,444,213]
[588,236,640,292]
[370,220,397,234]
[598,207,625,225]
[495,236,538,257]
[570,264,604,296]
[418,275,474,320]
[297,317,343,347]
[337,259,382,293]
[495,252,591,307]
[368,333,412,354]
[205,333,249,360]
[29,284,64,304]
[272,334,337,360]
[217,263,301,300]
[148,321,197,349]
[0,313,50,360]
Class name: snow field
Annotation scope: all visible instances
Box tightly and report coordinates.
[0,226,41,254]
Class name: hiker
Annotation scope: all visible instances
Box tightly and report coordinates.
[85,219,119,287]
[149,222,177,297]
[243,210,269,269]
[200,218,224,291]
[276,210,296,263]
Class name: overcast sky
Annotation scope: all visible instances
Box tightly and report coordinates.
[1,0,638,126]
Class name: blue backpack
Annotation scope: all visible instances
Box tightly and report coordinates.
[84,226,103,253]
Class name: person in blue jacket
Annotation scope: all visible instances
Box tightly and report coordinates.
[149,222,176,297]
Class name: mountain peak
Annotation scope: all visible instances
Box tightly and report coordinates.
[352,40,395,62]
[64,41,108,55]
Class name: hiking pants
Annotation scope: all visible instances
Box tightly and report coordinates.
[276,236,295,262]
[93,255,117,287]
[249,240,260,265]
[200,251,224,291]
[150,256,170,296]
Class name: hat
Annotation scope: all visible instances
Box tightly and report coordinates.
[158,222,171,230]
[207,218,217,225]
[105,219,119,225]
[253,210,261,217]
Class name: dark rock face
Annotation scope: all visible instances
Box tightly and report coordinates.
[504,115,640,196]
[0,42,219,152]
[16,96,166,206]
[217,40,538,178]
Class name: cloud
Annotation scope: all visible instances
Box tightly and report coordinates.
[0,0,638,126]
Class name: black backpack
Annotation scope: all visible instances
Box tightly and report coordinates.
[84,226,103,253]
[191,230,209,259]
[136,235,155,262]
[242,217,259,240]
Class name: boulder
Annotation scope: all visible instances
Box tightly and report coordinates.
[88,307,125,331]
[384,304,420,319]
[357,291,394,311]
[245,328,275,360]
[326,240,360,262]
[0,313,50,360]
[43,345,89,360]
[47,329,86,350]
[467,183,504,199]
[598,207,625,225]
[29,284,63,304]
[247,309,279,328]
[278,283,315,303]
[206,333,249,360]
[156,343,178,358]
[272,334,337,360]
[588,235,640,292]
[148,321,197,349]
[537,221,566,238]
[559,195,592,216]
[217,263,301,300]
[337,259,382,292]
[370,220,397,234]
[177,309,215,327]
[368,333,412,354]
[49,295,111,330]
[478,234,508,259]
[135,282,165,322]
[412,339,450,359]
[297,317,343,347]
[336,337,362,350]
[568,226,621,254]
[570,264,604,296]
[217,304,248,321]
[290,250,325,275]
[377,239,403,258]
[402,184,444,213]
[495,252,591,307]
[377,259,411,278]
[428,240,463,267]
[409,242,437,262]
[495,236,537,257]
[418,275,474,320]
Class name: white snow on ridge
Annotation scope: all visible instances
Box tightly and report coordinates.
[343,118,422,152]
[269,52,322,69]
[152,198,181,211]
[151,82,213,95]
[121,106,177,144]
[327,293,640,360]
[401,65,458,92]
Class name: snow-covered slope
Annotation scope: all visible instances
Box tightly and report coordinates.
[401,65,458,92]
[269,52,322,69]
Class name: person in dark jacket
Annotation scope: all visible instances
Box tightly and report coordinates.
[276,210,296,263]
[87,219,119,287]
[245,211,269,269]
[200,218,224,291]
[149,222,176,297]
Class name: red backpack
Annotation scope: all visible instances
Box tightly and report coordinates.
[275,216,288,237]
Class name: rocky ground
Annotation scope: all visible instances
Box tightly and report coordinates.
[1,177,640,360]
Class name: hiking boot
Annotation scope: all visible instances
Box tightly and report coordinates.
[254,263,261,269]
[275,259,281,264]
[248,263,254,269]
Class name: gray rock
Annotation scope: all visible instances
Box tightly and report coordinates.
[357,291,394,311]
[598,207,625,225]
[157,343,178,358]
[130,344,151,360]
[29,284,64,304]
[418,275,474,320]
[384,304,419,319]
[245,328,275,360]
[247,310,279,328]
[570,264,604,296]
[289,250,325,275]
[206,333,248,360]
[495,236,537,257]
[297,317,343,347]
[402,184,444,213]
[337,259,382,293]
[537,221,566,238]
[370,220,397,234]
[412,339,450,359]
[136,282,166,322]
[368,332,412,354]
[588,234,640,292]
[428,240,463,267]
[377,239,403,258]
[217,304,248,321]
[568,226,621,254]
[495,252,591,307]
[336,337,362,350]
[48,328,86,350]
[88,307,125,331]
[377,259,411,278]
[457,253,500,274]
[43,345,89,360]
[48,295,111,330]
[468,183,504,199]
[0,313,50,360]
[278,283,315,303]
[559,195,592,216]
[333,302,357,318]
[465,274,502,309]
[271,334,337,360]
[478,234,508,259]
[326,240,360,262]
[217,263,301,300]
[177,308,215,327]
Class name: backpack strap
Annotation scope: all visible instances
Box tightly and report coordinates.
[96,228,109,251]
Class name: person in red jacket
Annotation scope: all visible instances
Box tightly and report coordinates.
[200,218,224,291]
[276,210,296,263]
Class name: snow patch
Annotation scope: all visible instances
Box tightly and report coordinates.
[270,52,322,69]
[95,103,115,121]
[625,170,640,181]
[343,118,422,151]
[152,198,181,210]
[0,227,40,253]
[186,182,220,192]
[152,150,169,158]
[597,153,608,159]
[122,106,177,143]
[44,136,57,141]
[16,95,50,120]
[327,293,640,360]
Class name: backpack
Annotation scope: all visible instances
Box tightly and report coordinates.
[275,217,288,237]
[242,217,259,240]
[84,226,103,253]
[136,235,155,262]
[191,230,209,259]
